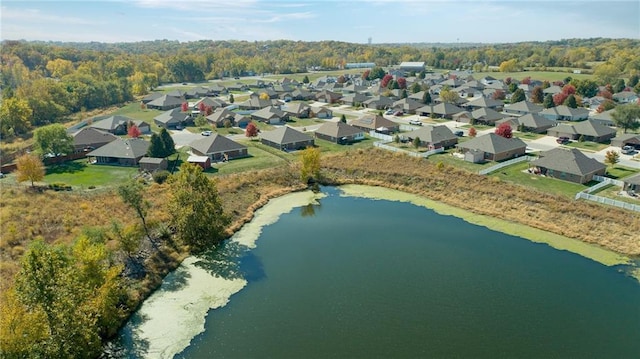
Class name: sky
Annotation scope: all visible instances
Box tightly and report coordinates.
[1,0,639,44]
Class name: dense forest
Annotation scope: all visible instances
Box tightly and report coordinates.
[1,37,639,139]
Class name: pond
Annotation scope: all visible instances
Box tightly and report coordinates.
[114,186,640,358]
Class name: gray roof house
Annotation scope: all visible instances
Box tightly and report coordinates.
[363,96,395,110]
[416,102,465,119]
[260,126,314,151]
[89,115,136,135]
[471,107,508,125]
[547,119,616,143]
[238,96,274,110]
[154,108,191,129]
[504,101,543,116]
[311,106,333,119]
[251,106,289,124]
[146,95,184,111]
[391,98,423,114]
[589,109,615,127]
[611,134,640,149]
[402,125,458,149]
[86,138,150,166]
[531,148,606,184]
[539,105,589,121]
[206,108,236,127]
[349,114,400,133]
[623,173,640,193]
[72,127,118,152]
[463,96,504,111]
[314,121,365,144]
[341,93,371,107]
[496,113,556,133]
[282,102,311,118]
[189,134,248,162]
[612,91,639,104]
[456,133,527,162]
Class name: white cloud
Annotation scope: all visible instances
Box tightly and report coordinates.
[1,6,105,25]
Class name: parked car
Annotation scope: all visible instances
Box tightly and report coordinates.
[556,136,570,144]
[454,130,464,137]
[394,111,404,116]
[385,109,394,115]
[622,145,635,154]
[409,119,423,126]
[201,130,212,136]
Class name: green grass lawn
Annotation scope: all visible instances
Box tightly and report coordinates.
[515,132,545,140]
[44,160,139,188]
[112,102,164,133]
[315,136,376,153]
[565,141,609,152]
[592,185,640,205]
[489,161,589,198]
[605,165,639,180]
[459,124,492,130]
[286,117,326,128]
[208,142,290,175]
[426,152,493,172]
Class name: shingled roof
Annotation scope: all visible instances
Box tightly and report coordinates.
[531,148,606,176]
[189,134,247,155]
[260,126,313,145]
[86,138,150,159]
[456,133,526,154]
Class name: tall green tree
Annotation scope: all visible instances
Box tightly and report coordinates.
[0,97,32,137]
[159,128,176,157]
[422,91,432,105]
[33,124,74,156]
[510,89,526,103]
[628,74,639,88]
[168,163,229,252]
[611,103,640,133]
[563,94,578,108]
[543,94,555,108]
[147,133,166,158]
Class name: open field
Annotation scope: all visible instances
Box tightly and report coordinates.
[44,159,139,188]
[209,142,290,175]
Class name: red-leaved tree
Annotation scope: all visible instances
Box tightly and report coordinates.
[181,102,189,112]
[205,105,213,116]
[381,74,393,88]
[362,70,370,81]
[468,127,477,138]
[598,90,613,100]
[562,84,576,95]
[245,122,258,138]
[198,102,206,112]
[128,124,141,138]
[397,77,407,89]
[492,90,506,100]
[521,76,532,85]
[504,77,512,85]
[553,92,568,106]
[495,122,513,138]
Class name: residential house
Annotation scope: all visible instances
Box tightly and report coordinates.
[185,87,211,99]
[141,92,164,104]
[138,157,168,172]
[504,101,543,116]
[349,114,400,134]
[314,121,365,144]
[146,95,184,111]
[206,108,236,128]
[258,88,279,99]
[89,115,136,135]
[208,83,227,95]
[189,134,248,162]
[471,107,507,125]
[282,102,311,118]
[311,106,333,119]
[238,96,274,110]
[226,83,249,92]
[315,90,342,104]
[589,109,616,126]
[463,96,504,111]
[342,84,368,94]
[86,138,150,166]
[530,148,606,184]
[341,93,371,107]
[543,85,563,95]
[72,127,118,153]
[363,96,395,110]
[539,105,589,121]
[291,88,315,101]
[612,91,639,104]
[416,102,464,119]
[402,125,458,149]
[260,126,314,151]
[251,106,289,124]
[234,114,252,129]
[622,173,640,193]
[496,113,556,133]
[456,133,527,162]
[391,98,423,115]
[611,134,640,149]
[154,108,191,129]
[547,119,617,143]
[194,97,228,111]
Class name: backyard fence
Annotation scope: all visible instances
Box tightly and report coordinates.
[478,156,534,175]
[368,131,393,142]
[574,192,640,212]
[592,175,624,187]
[373,142,444,158]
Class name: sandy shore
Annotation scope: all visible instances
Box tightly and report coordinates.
[119,190,325,359]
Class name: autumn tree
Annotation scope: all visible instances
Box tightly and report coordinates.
[499,59,519,72]
[594,63,619,86]
[611,103,640,133]
[521,76,532,85]
[510,89,526,103]
[168,163,229,252]
[361,70,370,81]
[15,154,45,188]
[531,86,544,103]
[468,127,477,138]
[33,124,73,156]
[259,92,270,100]
[181,102,189,112]
[573,79,599,98]
[127,124,141,138]
[300,146,321,184]
[492,90,506,101]
[397,77,407,89]
[495,122,513,138]
[245,122,258,138]
[604,150,620,168]
[117,179,151,239]
[553,92,568,106]
[381,74,393,88]
[0,97,32,137]
[439,87,459,104]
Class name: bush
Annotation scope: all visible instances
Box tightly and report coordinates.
[49,182,72,191]
[153,170,171,184]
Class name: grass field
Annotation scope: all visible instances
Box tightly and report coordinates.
[208,142,290,175]
[605,165,639,179]
[565,141,610,152]
[489,161,589,197]
[112,102,164,132]
[44,160,139,188]
[426,152,492,172]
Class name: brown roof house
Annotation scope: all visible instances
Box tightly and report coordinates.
[547,119,616,143]
[349,114,400,134]
[189,134,248,162]
[504,101,543,116]
[416,102,464,119]
[611,134,640,149]
[72,127,118,153]
[251,106,289,124]
[206,108,237,128]
[402,125,458,149]
[539,105,589,121]
[86,138,150,166]
[530,148,606,184]
[260,126,314,151]
[314,121,365,144]
[315,90,342,104]
[622,173,640,193]
[456,133,527,162]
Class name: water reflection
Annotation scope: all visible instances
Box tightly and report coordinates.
[193,241,250,281]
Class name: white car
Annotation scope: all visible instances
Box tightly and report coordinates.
[201,130,212,136]
[621,145,634,154]
[409,119,423,126]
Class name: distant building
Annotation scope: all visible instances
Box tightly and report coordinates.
[345,62,376,69]
[399,62,425,73]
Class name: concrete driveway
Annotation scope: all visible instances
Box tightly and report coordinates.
[170,128,202,147]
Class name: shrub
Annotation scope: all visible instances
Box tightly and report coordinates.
[152,170,171,184]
